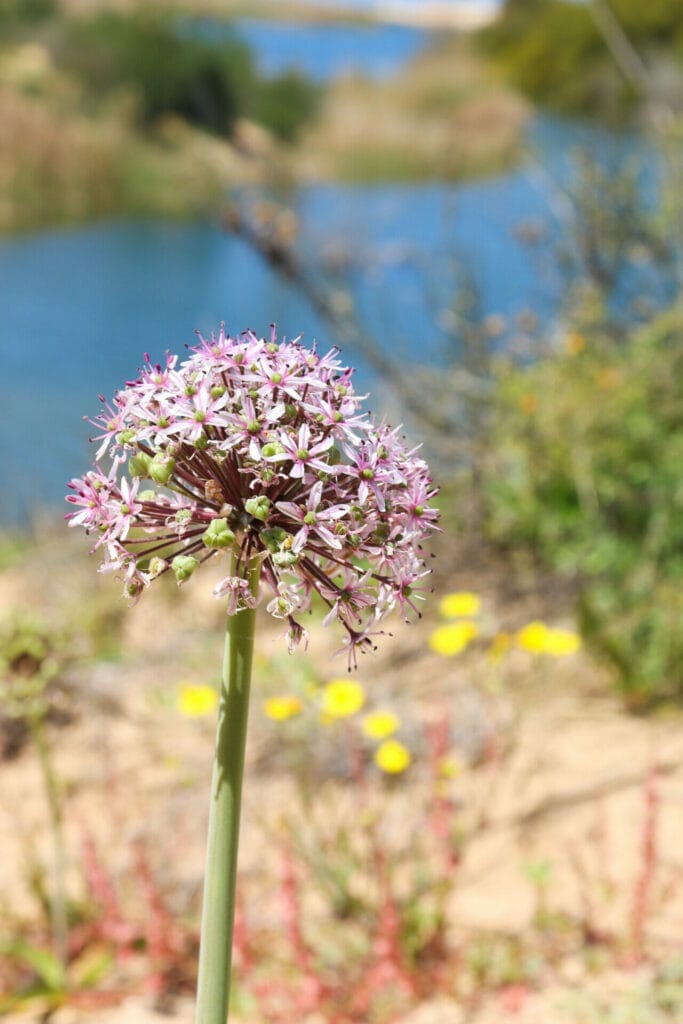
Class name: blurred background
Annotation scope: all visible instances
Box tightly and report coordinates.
[2,0,683,1021]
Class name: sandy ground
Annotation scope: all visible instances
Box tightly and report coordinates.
[1,536,683,1022]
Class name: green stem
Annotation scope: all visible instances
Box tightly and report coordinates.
[28,714,68,969]
[195,555,260,1024]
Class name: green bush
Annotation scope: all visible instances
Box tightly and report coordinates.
[480,0,683,120]
[60,13,251,134]
[252,70,321,143]
[483,306,683,704]
[0,0,56,25]
[58,12,320,142]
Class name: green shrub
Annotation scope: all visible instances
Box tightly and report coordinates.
[483,306,683,704]
[480,0,683,120]
[252,70,321,143]
[0,0,56,25]
[60,13,251,134]
[58,12,320,142]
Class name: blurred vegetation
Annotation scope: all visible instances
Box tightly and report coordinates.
[483,305,683,705]
[0,0,56,26]
[0,7,529,232]
[0,6,319,231]
[480,0,683,121]
[57,12,320,142]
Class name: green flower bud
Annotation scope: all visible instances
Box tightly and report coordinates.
[149,453,176,485]
[202,518,236,549]
[262,441,285,458]
[261,527,288,552]
[194,433,209,449]
[128,452,153,478]
[245,496,271,522]
[138,489,156,502]
[172,555,199,584]
[210,384,226,399]
[116,429,136,445]
[372,522,391,544]
[273,549,299,568]
[147,557,168,578]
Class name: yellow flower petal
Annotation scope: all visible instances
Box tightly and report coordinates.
[543,629,581,656]
[518,393,539,415]
[516,622,581,656]
[176,683,218,718]
[515,621,550,654]
[375,739,412,775]
[321,679,365,719]
[564,331,586,355]
[263,696,303,721]
[439,592,481,618]
[429,621,479,656]
[362,710,400,740]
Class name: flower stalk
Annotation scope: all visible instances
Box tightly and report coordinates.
[196,554,260,1024]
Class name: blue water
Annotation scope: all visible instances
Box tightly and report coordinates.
[0,0,662,527]
[186,16,432,81]
[2,115,660,524]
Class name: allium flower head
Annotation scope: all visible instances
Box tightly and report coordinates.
[66,326,440,666]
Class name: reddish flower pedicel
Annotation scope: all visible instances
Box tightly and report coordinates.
[66,326,440,666]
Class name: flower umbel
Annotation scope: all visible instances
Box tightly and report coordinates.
[66,326,439,666]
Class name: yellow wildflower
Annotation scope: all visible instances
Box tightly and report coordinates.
[516,622,581,656]
[439,591,481,618]
[543,629,581,656]
[263,696,303,721]
[176,683,218,718]
[597,367,622,390]
[362,710,400,740]
[518,393,539,415]
[429,621,479,656]
[564,331,586,355]
[516,621,550,654]
[375,739,412,774]
[321,679,365,719]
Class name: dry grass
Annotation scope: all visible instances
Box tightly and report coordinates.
[0,88,123,232]
[297,36,529,182]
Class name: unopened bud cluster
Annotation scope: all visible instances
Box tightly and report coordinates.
[66,326,440,665]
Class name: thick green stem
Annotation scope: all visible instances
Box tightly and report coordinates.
[195,556,260,1024]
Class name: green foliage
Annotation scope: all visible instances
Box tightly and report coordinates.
[0,938,112,1015]
[0,613,70,719]
[60,12,250,134]
[483,306,683,703]
[0,0,56,26]
[480,0,683,120]
[58,12,319,142]
[251,70,321,143]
